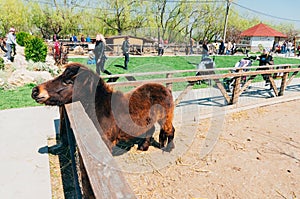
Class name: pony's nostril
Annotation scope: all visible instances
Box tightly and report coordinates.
[31,87,39,98]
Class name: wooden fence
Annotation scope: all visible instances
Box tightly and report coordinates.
[57,103,136,198]
[55,63,300,198]
[57,42,205,56]
[106,63,300,105]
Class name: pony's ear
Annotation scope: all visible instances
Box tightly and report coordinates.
[63,65,84,83]
[64,66,80,78]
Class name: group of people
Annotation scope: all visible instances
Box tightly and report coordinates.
[272,40,293,57]
[0,26,130,76]
[93,34,130,75]
[200,40,237,58]
[68,34,91,43]
[53,39,69,65]
[216,40,237,55]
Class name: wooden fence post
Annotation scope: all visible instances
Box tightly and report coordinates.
[230,76,241,104]
[63,108,83,199]
[279,68,289,96]
[59,106,68,146]
[65,102,136,199]
[229,67,243,104]
[166,73,173,90]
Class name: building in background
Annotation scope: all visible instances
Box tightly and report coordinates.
[240,23,287,52]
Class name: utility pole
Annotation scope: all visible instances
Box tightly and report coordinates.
[223,0,231,42]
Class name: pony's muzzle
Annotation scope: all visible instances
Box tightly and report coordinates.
[32,86,49,104]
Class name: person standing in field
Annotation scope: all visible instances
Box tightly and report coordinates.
[202,40,209,59]
[94,34,111,75]
[219,40,225,55]
[121,36,130,70]
[5,27,17,62]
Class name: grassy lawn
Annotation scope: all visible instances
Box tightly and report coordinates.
[0,55,299,110]
[0,83,40,110]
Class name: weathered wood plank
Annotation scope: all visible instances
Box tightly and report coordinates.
[59,106,68,146]
[230,77,241,104]
[108,67,300,88]
[286,71,299,86]
[174,83,194,106]
[238,75,257,96]
[103,64,300,79]
[214,79,231,104]
[268,76,279,96]
[65,102,136,199]
[279,72,289,96]
[125,76,136,81]
[166,73,173,90]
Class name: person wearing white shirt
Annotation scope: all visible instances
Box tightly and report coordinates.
[286,40,293,57]
[5,27,17,62]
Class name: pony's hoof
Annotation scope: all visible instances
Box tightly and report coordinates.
[47,143,67,154]
[137,145,149,151]
[162,142,175,152]
[159,140,167,149]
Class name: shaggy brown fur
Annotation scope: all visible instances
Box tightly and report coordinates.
[32,62,175,153]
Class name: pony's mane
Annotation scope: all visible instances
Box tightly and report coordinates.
[63,62,113,93]
[63,62,91,71]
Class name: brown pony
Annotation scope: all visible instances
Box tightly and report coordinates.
[32,62,175,153]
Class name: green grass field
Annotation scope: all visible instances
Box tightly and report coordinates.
[0,83,40,110]
[0,55,299,110]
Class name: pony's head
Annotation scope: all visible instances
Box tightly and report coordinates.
[32,62,104,106]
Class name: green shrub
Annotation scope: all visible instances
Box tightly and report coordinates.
[16,32,32,47]
[24,36,47,62]
[0,57,4,70]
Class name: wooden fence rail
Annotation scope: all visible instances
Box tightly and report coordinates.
[58,103,136,199]
[104,64,300,105]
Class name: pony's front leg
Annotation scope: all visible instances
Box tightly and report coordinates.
[138,126,155,151]
[160,125,175,152]
[159,129,167,148]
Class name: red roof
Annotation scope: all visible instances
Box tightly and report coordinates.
[240,23,287,37]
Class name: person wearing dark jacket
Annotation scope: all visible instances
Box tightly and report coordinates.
[219,40,225,55]
[202,40,209,59]
[94,34,110,75]
[257,48,273,86]
[121,36,130,70]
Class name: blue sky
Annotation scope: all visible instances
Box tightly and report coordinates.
[234,0,300,28]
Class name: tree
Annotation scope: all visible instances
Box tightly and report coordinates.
[226,9,261,43]
[274,23,299,42]
[94,0,147,35]
[29,0,87,39]
[0,0,30,37]
[148,0,196,43]
[192,3,224,43]
[0,0,298,45]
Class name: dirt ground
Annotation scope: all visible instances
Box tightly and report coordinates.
[49,100,300,199]
[122,100,300,199]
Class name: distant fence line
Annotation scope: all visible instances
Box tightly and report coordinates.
[49,41,213,56]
